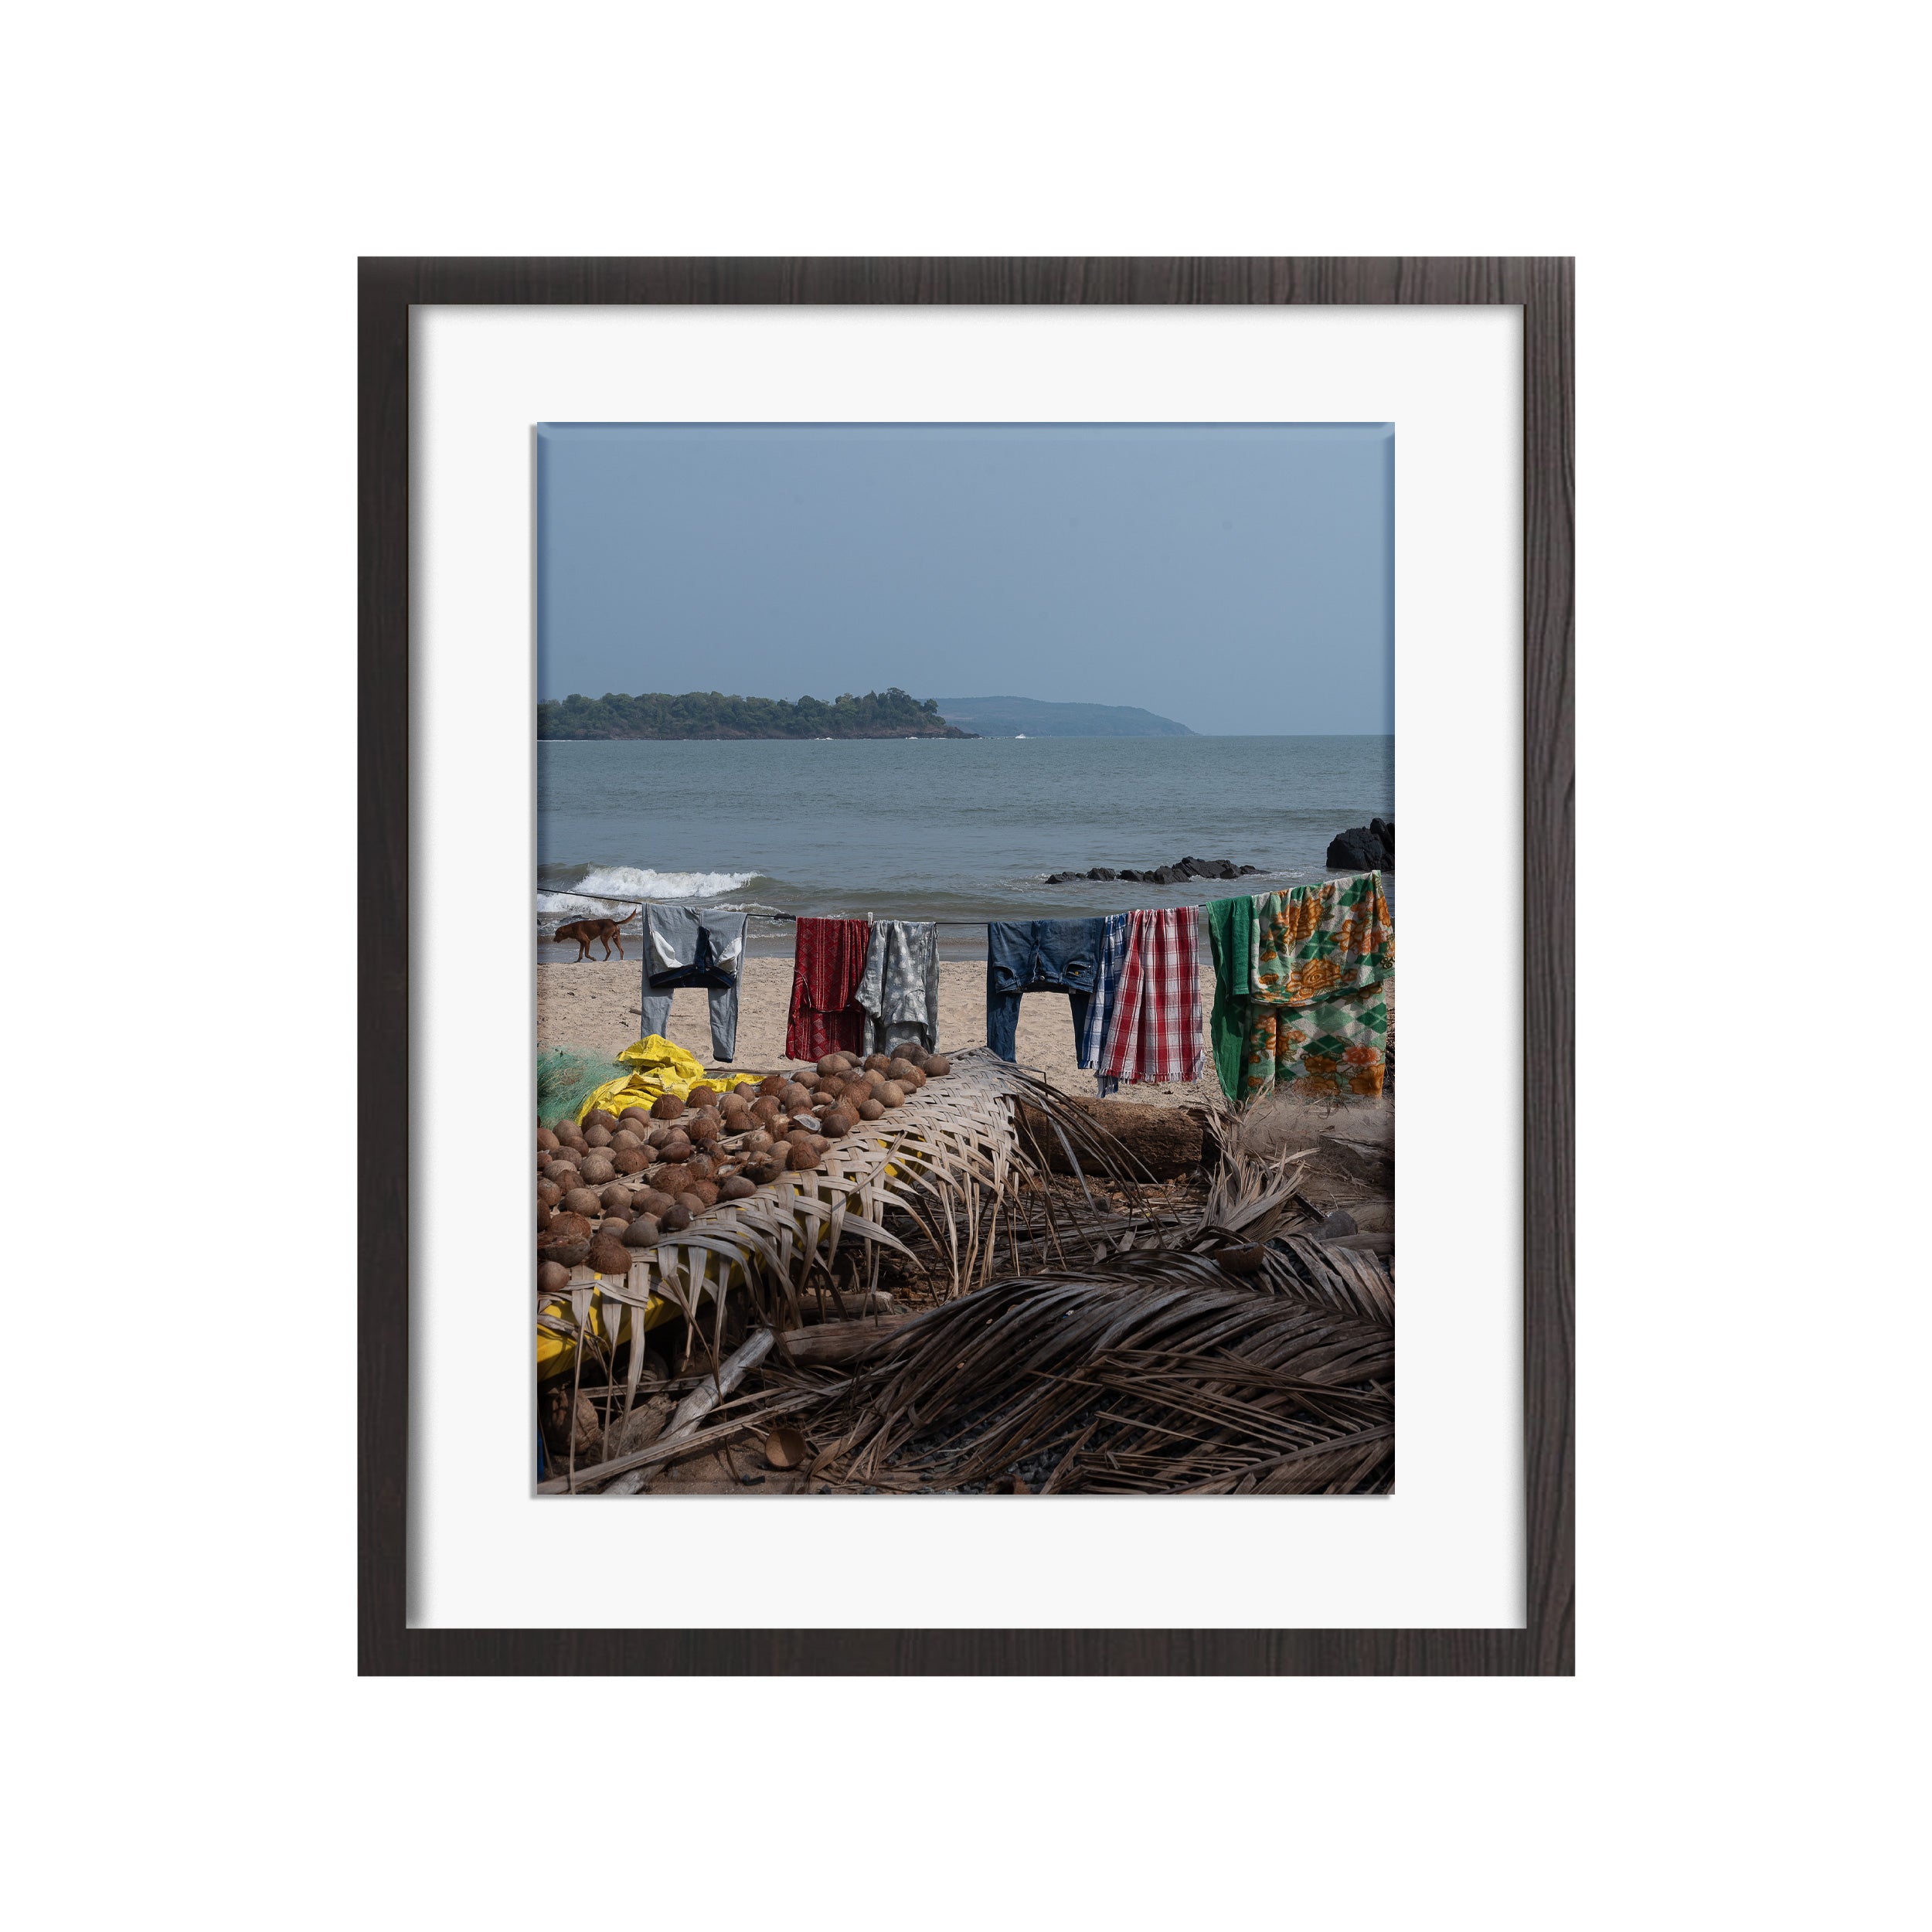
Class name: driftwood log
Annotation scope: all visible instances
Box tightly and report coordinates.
[1015,1097,1209,1181]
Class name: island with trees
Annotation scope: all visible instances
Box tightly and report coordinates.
[537,688,976,740]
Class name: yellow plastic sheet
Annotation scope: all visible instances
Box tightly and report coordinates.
[572,1034,764,1125]
[536,1280,679,1380]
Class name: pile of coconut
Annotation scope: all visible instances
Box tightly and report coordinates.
[536,1044,953,1296]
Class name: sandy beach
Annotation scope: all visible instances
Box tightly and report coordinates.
[537,955,1232,1107]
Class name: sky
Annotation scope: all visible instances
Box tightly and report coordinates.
[536,423,1393,735]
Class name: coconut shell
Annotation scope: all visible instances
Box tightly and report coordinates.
[539,1209,594,1256]
[587,1233,632,1277]
[538,1202,553,1232]
[718,1175,757,1202]
[618,1105,651,1125]
[650,1092,686,1121]
[622,1214,660,1247]
[536,1126,559,1151]
[612,1148,649,1175]
[742,1129,774,1154]
[536,1179,562,1209]
[578,1154,616,1185]
[779,1083,814,1114]
[787,1140,821,1171]
[583,1123,613,1148]
[685,1153,716,1182]
[645,1122,672,1148]
[864,1053,892,1073]
[675,1190,707,1218]
[686,1112,721,1145]
[756,1073,784,1095]
[821,1107,855,1138]
[690,1179,719,1206]
[815,1053,845,1077]
[598,1181,631,1209]
[685,1083,719,1109]
[600,1210,630,1233]
[658,1131,693,1160]
[560,1186,602,1217]
[858,1098,884,1121]
[659,1202,691,1233]
[609,1128,643,1151]
[537,1259,572,1295]
[924,1054,951,1077]
[750,1097,781,1127]
[631,1187,675,1220]
[545,1167,581,1196]
[879,1081,906,1108]
[586,1107,618,1131]
[549,1115,578,1138]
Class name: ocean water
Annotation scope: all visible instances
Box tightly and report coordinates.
[538,735,1392,960]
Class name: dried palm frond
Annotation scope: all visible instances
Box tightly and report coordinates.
[784,1254,1394,1496]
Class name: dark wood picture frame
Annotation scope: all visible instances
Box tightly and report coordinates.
[360,257,1573,1675]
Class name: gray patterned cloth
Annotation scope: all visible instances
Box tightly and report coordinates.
[855,919,940,1057]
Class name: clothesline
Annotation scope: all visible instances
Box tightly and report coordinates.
[546,894,1219,920]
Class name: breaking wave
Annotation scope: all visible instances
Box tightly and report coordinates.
[536,865,758,925]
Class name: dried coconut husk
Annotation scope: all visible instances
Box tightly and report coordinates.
[676,1189,708,1218]
[650,1093,686,1121]
[821,1107,856,1138]
[659,1202,692,1233]
[864,1053,892,1073]
[538,1202,553,1233]
[598,1181,631,1210]
[816,1053,847,1077]
[687,1083,720,1109]
[584,1108,618,1133]
[583,1124,613,1148]
[537,1259,571,1295]
[578,1154,616,1185]
[546,1165,581,1195]
[618,1105,651,1126]
[632,1187,675,1220]
[538,1211,594,1267]
[757,1074,786,1097]
[686,1113,721,1145]
[610,1128,644,1151]
[586,1232,632,1277]
[718,1175,757,1202]
[742,1129,774,1154]
[685,1153,717,1182]
[536,1127,559,1151]
[536,1179,562,1209]
[548,1116,577,1138]
[651,1163,693,1196]
[924,1054,951,1077]
[787,1141,821,1172]
[858,1098,885,1121]
[622,1214,660,1247]
[780,1083,814,1113]
[658,1136,693,1166]
[750,1096,781,1127]
[879,1081,906,1108]
[645,1123,673,1148]
[690,1179,720,1206]
[560,1186,602,1217]
[612,1148,649,1175]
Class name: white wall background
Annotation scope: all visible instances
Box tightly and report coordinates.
[7,4,1920,1928]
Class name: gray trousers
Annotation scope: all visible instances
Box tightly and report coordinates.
[638,906,746,1061]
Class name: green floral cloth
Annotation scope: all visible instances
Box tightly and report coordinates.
[1240,873,1394,1103]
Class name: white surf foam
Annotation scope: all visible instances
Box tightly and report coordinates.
[536,865,757,924]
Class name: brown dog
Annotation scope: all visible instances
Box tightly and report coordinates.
[555,913,633,961]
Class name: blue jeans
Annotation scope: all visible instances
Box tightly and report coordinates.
[985,919,1105,1063]
[639,906,746,1061]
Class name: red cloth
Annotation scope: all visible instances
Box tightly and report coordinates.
[1097,906,1204,1083]
[784,917,872,1060]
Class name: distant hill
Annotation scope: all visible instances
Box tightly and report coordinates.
[538,687,972,740]
[934,696,1196,737]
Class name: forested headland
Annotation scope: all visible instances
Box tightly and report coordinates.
[537,688,975,740]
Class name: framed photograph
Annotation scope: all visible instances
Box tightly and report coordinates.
[362,257,1573,1674]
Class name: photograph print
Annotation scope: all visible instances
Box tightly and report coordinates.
[533,423,1396,1497]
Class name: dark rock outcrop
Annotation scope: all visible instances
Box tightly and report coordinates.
[1325,818,1394,871]
[1043,855,1261,887]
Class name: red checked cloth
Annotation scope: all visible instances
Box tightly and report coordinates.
[784,917,872,1060]
[1097,906,1205,1083]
